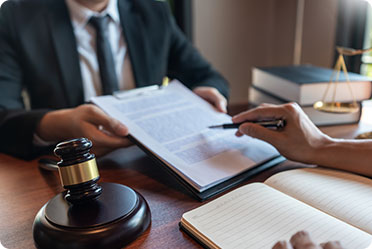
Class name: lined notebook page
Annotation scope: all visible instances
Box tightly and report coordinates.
[265,168,372,235]
[182,183,372,249]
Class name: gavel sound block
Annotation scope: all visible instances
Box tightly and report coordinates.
[33,138,151,249]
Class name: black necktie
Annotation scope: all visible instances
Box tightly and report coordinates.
[89,15,119,95]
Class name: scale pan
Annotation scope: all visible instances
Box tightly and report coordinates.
[313,101,360,114]
[355,131,372,139]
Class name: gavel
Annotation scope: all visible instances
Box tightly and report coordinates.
[33,138,151,249]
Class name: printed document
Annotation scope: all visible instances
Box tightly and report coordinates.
[92,81,279,192]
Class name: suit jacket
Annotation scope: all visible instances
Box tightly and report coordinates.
[0,0,229,159]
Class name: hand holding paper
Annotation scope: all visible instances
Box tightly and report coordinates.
[193,86,227,113]
[36,104,132,156]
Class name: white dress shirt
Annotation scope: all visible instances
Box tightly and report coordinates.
[66,0,135,101]
[34,0,136,145]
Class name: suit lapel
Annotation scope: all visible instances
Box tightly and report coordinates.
[46,0,84,107]
[118,0,152,87]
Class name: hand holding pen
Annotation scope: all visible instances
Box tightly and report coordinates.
[229,103,329,165]
[209,119,286,129]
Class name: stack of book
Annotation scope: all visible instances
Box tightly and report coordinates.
[250,65,372,126]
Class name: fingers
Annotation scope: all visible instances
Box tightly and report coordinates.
[193,87,227,113]
[321,241,344,249]
[79,105,129,136]
[82,122,132,156]
[238,122,281,144]
[274,231,342,249]
[232,102,303,124]
[232,104,285,123]
[204,88,227,113]
[216,98,228,113]
[72,105,132,156]
[235,130,244,137]
[290,231,321,249]
[233,103,284,140]
[36,104,132,156]
[272,241,293,249]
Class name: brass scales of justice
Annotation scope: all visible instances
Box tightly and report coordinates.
[313,46,372,139]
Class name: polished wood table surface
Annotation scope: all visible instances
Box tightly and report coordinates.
[1,102,372,249]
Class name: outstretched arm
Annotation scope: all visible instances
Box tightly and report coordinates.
[232,103,372,177]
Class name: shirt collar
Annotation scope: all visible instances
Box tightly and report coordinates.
[65,0,120,30]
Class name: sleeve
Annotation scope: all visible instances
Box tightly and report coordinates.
[0,2,52,159]
[163,3,230,99]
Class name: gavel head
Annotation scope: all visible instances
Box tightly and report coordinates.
[54,138,102,204]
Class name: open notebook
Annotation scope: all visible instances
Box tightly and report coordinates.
[92,81,282,201]
[180,168,372,249]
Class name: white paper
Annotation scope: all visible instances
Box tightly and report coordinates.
[182,183,372,249]
[92,81,279,191]
[265,168,372,235]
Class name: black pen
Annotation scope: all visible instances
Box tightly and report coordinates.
[208,119,286,129]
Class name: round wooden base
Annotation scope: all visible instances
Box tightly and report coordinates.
[33,183,151,249]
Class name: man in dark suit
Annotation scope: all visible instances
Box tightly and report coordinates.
[0,0,229,159]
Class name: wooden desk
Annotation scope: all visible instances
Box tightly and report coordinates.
[1,102,372,249]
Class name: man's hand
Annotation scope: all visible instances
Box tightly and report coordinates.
[272,231,343,249]
[36,104,132,156]
[232,103,331,164]
[193,86,227,113]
